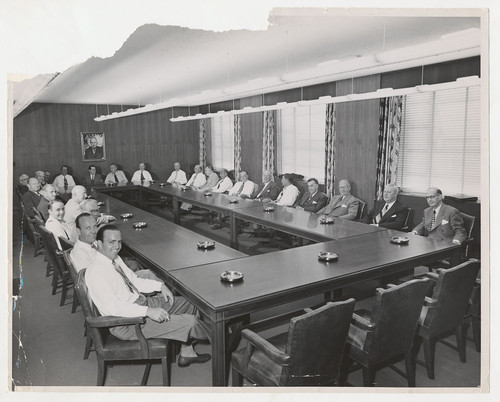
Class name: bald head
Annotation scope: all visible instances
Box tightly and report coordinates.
[71,185,87,202]
[80,198,100,221]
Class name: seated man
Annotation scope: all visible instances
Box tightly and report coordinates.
[211,168,233,193]
[365,184,408,229]
[44,171,52,185]
[317,179,359,220]
[22,178,42,218]
[295,178,328,213]
[35,170,47,187]
[198,166,219,191]
[53,165,76,197]
[252,170,280,202]
[180,165,206,212]
[104,163,129,185]
[86,225,211,367]
[45,200,77,249]
[411,187,467,244]
[18,174,30,197]
[37,184,59,221]
[131,162,153,185]
[80,198,115,227]
[82,165,104,187]
[273,174,299,207]
[64,185,87,226]
[166,162,188,185]
[228,170,255,198]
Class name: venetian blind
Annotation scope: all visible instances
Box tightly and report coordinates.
[210,115,235,170]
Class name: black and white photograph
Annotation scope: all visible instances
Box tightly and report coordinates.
[1,1,497,401]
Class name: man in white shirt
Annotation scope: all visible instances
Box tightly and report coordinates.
[53,165,76,197]
[35,170,47,187]
[211,168,233,193]
[104,163,129,185]
[166,162,188,185]
[85,225,211,367]
[180,165,207,212]
[228,170,255,198]
[273,174,299,207]
[45,200,77,249]
[131,162,153,185]
[80,198,115,227]
[64,185,87,226]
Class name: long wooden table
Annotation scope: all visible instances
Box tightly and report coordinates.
[169,229,461,386]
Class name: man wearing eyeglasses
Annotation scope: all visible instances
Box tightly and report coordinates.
[411,187,467,244]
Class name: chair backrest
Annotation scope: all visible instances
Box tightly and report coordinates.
[421,259,480,338]
[63,249,78,285]
[33,215,45,230]
[38,224,67,277]
[461,212,476,240]
[282,298,356,386]
[402,207,414,231]
[32,206,45,223]
[356,200,366,220]
[364,278,431,363]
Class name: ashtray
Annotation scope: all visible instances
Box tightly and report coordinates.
[320,217,335,224]
[220,270,244,283]
[97,201,105,206]
[263,206,275,212]
[318,251,339,262]
[121,213,134,219]
[229,198,239,204]
[133,222,147,229]
[204,191,213,196]
[391,236,410,245]
[197,240,215,249]
[159,183,167,187]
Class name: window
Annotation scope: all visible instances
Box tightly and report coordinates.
[277,104,326,182]
[210,115,234,170]
[396,86,481,197]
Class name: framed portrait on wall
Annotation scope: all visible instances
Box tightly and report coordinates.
[81,132,106,161]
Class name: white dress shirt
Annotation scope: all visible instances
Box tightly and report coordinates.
[131,169,153,183]
[86,253,162,318]
[200,172,219,190]
[70,239,97,272]
[228,181,255,197]
[53,174,76,194]
[45,216,77,249]
[275,184,299,207]
[166,169,188,185]
[212,176,233,193]
[186,172,207,188]
[64,198,83,225]
[104,170,128,184]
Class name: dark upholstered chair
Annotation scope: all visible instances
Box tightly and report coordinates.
[32,206,46,223]
[356,200,366,220]
[415,259,480,379]
[341,278,431,387]
[38,225,72,306]
[466,278,481,352]
[401,208,414,232]
[76,269,171,386]
[232,299,355,386]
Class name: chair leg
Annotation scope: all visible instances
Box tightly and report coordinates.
[83,332,93,360]
[161,356,170,386]
[45,261,51,277]
[362,365,376,387]
[405,349,416,387]
[97,359,106,386]
[71,290,79,313]
[141,363,152,386]
[51,271,59,295]
[422,338,436,379]
[232,365,243,387]
[339,355,353,385]
[472,316,481,352]
[456,325,466,363]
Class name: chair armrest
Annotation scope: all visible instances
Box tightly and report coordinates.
[351,313,376,331]
[303,307,313,314]
[423,297,438,308]
[241,329,290,365]
[86,315,145,328]
[422,272,439,282]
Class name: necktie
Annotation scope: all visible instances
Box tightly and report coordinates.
[375,204,389,224]
[277,190,283,202]
[192,173,198,185]
[114,173,119,183]
[63,176,68,191]
[430,209,437,230]
[215,179,223,189]
[236,183,244,196]
[112,260,139,295]
[90,174,95,185]
[174,171,178,182]
[61,224,70,240]
[140,172,145,184]
[256,182,268,199]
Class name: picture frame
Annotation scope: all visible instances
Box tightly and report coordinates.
[81,132,106,161]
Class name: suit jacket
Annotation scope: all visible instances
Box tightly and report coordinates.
[366,199,408,230]
[82,173,104,187]
[413,203,467,243]
[297,191,328,213]
[318,194,359,220]
[22,191,42,218]
[252,181,280,201]
[84,146,104,160]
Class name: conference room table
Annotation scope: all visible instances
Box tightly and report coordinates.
[169,229,461,385]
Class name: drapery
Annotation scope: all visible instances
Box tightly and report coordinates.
[375,96,403,200]
[199,119,207,168]
[324,103,336,197]
[262,110,275,180]
[233,115,242,180]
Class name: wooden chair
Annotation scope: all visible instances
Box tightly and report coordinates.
[232,299,355,386]
[340,278,431,387]
[415,259,480,379]
[32,206,46,223]
[356,200,366,220]
[21,202,44,257]
[401,208,414,232]
[463,278,481,352]
[76,269,171,386]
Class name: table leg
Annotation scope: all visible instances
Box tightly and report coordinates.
[229,214,239,250]
[211,319,227,386]
[172,196,180,224]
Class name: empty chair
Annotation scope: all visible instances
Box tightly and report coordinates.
[75,269,171,386]
[415,259,480,379]
[232,299,355,386]
[341,278,430,387]
[356,200,367,220]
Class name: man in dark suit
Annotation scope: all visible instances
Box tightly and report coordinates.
[82,165,104,187]
[317,179,360,220]
[365,184,408,229]
[296,178,328,213]
[412,187,467,244]
[251,170,280,201]
[22,178,42,218]
[84,137,104,160]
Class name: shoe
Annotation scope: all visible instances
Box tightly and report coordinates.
[178,353,211,367]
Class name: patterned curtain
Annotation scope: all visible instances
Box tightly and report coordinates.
[199,119,207,168]
[262,110,275,180]
[234,115,242,180]
[324,103,336,197]
[375,96,403,200]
